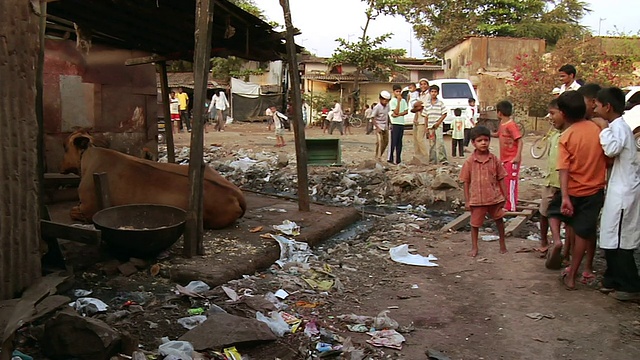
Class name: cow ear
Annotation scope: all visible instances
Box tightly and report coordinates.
[73,135,91,150]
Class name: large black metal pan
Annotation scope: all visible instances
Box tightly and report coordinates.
[92,204,186,258]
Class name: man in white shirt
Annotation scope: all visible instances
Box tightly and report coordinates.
[558,64,581,93]
[207,90,229,132]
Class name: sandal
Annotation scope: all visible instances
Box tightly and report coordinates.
[580,272,596,285]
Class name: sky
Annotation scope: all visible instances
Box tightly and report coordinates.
[259,0,638,58]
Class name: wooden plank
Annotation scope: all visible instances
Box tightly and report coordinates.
[40,220,101,246]
[505,215,528,237]
[441,212,471,232]
[43,173,80,187]
[518,199,542,205]
[184,0,215,257]
[125,54,167,66]
[157,61,175,163]
[93,173,111,210]
[280,0,310,212]
[40,206,66,271]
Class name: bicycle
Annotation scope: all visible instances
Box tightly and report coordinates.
[346,114,363,128]
[530,124,558,159]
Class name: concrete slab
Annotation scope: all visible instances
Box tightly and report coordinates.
[46,192,360,288]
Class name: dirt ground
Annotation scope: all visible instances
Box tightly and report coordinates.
[13,122,640,359]
[165,122,639,359]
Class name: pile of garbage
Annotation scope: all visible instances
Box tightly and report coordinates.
[159,146,464,209]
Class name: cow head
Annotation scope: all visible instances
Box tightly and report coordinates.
[60,130,94,175]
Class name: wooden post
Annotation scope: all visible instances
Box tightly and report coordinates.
[279,0,310,212]
[93,173,112,210]
[184,0,215,257]
[0,0,43,301]
[157,61,176,163]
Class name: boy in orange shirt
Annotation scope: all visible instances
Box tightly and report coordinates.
[546,91,607,290]
[493,101,523,212]
[460,126,508,257]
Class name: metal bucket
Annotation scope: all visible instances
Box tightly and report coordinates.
[92,204,186,258]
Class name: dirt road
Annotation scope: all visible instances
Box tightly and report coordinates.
[168,122,640,359]
[171,121,549,169]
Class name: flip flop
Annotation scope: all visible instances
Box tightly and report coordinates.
[580,272,596,285]
[545,244,563,270]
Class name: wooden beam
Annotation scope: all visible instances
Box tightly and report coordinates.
[184,0,215,257]
[40,220,101,246]
[125,54,168,66]
[441,212,471,232]
[157,62,176,163]
[279,0,310,212]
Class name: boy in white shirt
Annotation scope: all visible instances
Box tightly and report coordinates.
[451,108,465,157]
[464,98,478,148]
[593,87,640,300]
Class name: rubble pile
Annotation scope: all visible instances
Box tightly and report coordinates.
[159,146,466,209]
[8,213,449,359]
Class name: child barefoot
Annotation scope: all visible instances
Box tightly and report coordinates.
[460,126,508,257]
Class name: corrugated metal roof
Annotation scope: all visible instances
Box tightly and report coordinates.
[401,64,443,71]
[46,0,300,62]
[157,73,228,89]
[301,74,369,82]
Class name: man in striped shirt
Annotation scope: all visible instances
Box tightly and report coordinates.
[422,85,448,164]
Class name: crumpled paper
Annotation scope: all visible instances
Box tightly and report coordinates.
[389,244,438,267]
[273,220,300,236]
[270,234,315,267]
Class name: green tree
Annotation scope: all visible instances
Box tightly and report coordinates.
[328,0,407,111]
[402,0,590,55]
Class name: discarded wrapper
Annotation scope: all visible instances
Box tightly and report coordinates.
[223,346,242,360]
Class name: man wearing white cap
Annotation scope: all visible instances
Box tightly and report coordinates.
[371,91,392,160]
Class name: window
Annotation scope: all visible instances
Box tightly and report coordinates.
[441,83,473,99]
[446,59,452,69]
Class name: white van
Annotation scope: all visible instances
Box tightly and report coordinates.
[402,79,478,129]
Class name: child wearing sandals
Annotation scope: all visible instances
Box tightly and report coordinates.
[460,125,508,257]
[546,91,607,290]
[592,87,640,301]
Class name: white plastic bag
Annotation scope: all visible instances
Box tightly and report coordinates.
[373,310,399,330]
[177,315,207,330]
[184,280,210,294]
[389,244,438,267]
[158,338,194,360]
[255,311,290,337]
[69,298,108,316]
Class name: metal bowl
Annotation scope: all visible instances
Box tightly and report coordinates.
[92,204,186,258]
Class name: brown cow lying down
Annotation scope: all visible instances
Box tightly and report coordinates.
[60,130,246,229]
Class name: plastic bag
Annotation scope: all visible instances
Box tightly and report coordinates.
[373,310,399,330]
[69,298,108,316]
[389,244,438,267]
[184,281,210,294]
[159,338,194,360]
[177,315,207,330]
[256,311,290,337]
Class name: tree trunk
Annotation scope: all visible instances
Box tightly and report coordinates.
[0,0,42,299]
